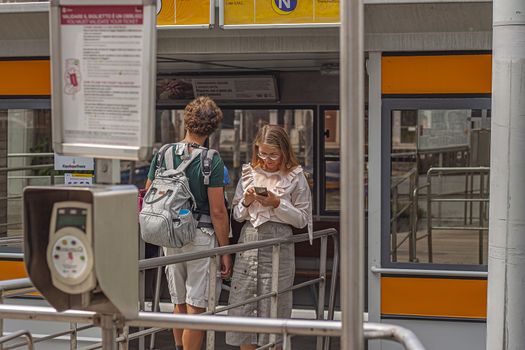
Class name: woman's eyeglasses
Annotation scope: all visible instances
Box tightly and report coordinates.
[257,152,281,161]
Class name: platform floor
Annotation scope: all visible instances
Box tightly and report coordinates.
[130,328,341,350]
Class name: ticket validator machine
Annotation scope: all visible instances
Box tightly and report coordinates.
[23,185,138,318]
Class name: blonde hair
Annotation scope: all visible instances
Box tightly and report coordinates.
[251,124,300,172]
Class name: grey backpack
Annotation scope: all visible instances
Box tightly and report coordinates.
[139,143,217,248]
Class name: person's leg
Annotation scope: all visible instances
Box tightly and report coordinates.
[173,303,187,349]
[182,304,206,350]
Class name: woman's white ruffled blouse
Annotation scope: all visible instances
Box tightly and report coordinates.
[232,164,313,243]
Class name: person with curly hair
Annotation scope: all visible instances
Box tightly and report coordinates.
[145,96,232,350]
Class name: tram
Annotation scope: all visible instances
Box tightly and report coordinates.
[0,1,494,349]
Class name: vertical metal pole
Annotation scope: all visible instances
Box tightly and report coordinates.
[119,326,129,350]
[233,111,241,183]
[410,174,417,262]
[427,177,433,263]
[478,173,485,265]
[269,244,281,349]
[391,186,398,262]
[0,291,4,350]
[316,236,328,350]
[487,1,525,348]
[206,254,218,350]
[437,154,443,226]
[69,323,77,350]
[340,0,365,348]
[283,333,292,350]
[366,52,383,350]
[463,171,469,225]
[469,173,474,224]
[138,238,145,350]
[100,315,116,350]
[149,250,163,350]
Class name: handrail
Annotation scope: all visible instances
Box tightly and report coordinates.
[0,253,23,259]
[0,330,34,350]
[139,229,337,270]
[7,153,54,158]
[391,167,417,189]
[0,305,425,350]
[142,228,339,350]
[427,166,490,176]
[0,164,53,173]
[370,266,488,278]
[3,325,94,350]
[0,237,23,246]
[0,279,32,293]
[425,166,490,264]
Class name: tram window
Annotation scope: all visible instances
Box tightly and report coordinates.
[324,110,340,156]
[155,108,315,205]
[1,109,53,236]
[389,108,490,266]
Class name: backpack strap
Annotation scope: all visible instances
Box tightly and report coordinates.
[155,143,175,174]
[200,148,218,185]
[174,144,203,173]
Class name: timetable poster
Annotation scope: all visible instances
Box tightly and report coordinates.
[60,5,145,147]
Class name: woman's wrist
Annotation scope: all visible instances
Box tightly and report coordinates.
[242,200,251,207]
[272,198,280,208]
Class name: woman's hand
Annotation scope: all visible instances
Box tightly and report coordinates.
[243,187,256,207]
[255,191,280,208]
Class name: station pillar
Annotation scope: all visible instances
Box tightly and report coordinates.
[486,0,525,349]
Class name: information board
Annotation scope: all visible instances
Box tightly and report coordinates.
[50,0,156,161]
[417,110,471,151]
[157,75,278,101]
[156,0,213,26]
[222,0,339,27]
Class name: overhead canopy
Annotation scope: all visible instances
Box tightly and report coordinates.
[0,1,491,72]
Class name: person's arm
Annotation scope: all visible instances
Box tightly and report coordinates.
[208,187,232,278]
[256,174,311,229]
[144,153,158,190]
[232,179,255,222]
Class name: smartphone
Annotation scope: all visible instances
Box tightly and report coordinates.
[254,186,269,196]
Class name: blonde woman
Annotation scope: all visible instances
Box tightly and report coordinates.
[226,124,313,349]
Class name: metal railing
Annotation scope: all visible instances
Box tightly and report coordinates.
[391,167,491,264]
[390,167,417,262]
[0,304,425,350]
[0,153,57,235]
[139,228,340,350]
[425,167,490,263]
[0,229,425,350]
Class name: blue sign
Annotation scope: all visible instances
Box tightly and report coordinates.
[272,0,298,15]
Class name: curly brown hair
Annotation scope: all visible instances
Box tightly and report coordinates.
[184,96,223,137]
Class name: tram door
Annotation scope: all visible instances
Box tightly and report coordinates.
[368,53,492,350]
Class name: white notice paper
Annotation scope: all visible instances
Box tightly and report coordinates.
[60,5,145,147]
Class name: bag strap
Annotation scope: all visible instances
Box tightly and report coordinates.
[154,143,175,177]
[200,148,218,185]
[174,145,203,173]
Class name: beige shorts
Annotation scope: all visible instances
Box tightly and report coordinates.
[163,228,220,308]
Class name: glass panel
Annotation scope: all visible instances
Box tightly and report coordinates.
[390,109,490,266]
[323,109,340,156]
[325,160,340,211]
[154,108,315,205]
[1,109,54,237]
